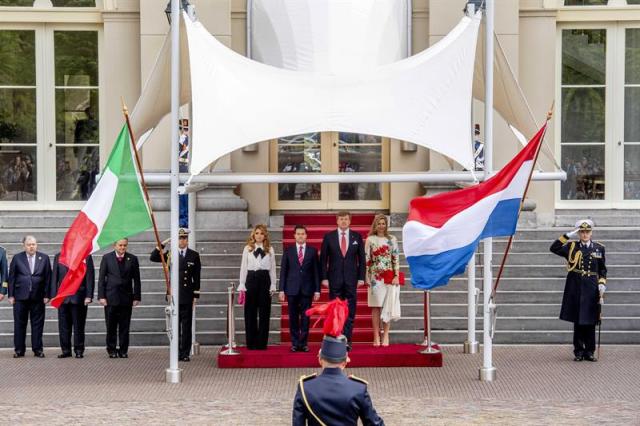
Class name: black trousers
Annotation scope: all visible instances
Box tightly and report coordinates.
[287,294,312,348]
[329,283,357,342]
[573,323,596,356]
[13,299,45,354]
[179,303,193,358]
[58,303,88,355]
[104,305,132,354]
[244,270,271,350]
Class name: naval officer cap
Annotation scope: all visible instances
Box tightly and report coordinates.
[320,335,348,363]
[575,219,594,231]
[178,228,191,237]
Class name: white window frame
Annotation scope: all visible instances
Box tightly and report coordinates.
[556,21,640,208]
[0,22,103,210]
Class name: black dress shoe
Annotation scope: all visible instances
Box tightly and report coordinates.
[34,351,45,358]
[118,352,128,358]
[574,355,583,362]
[290,346,298,353]
[584,354,598,362]
[301,345,309,353]
[75,353,84,359]
[108,352,118,359]
[13,353,24,358]
[57,353,72,359]
[179,356,190,362]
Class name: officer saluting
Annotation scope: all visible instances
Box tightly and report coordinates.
[150,228,201,362]
[550,219,607,362]
[293,300,384,426]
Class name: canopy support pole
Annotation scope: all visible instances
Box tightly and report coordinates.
[480,0,497,383]
[166,0,182,384]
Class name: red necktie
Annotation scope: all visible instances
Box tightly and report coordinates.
[298,246,304,265]
[340,232,347,257]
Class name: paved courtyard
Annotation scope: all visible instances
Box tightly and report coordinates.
[2,345,639,425]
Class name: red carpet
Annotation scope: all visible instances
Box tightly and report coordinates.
[217,344,443,368]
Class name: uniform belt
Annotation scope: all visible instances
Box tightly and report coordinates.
[571,269,598,277]
[179,158,189,163]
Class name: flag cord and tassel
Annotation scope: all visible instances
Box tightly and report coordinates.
[121,99,172,302]
[489,103,554,310]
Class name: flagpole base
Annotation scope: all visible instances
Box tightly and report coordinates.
[191,341,201,356]
[479,366,496,382]
[463,341,479,354]
[418,345,440,354]
[165,368,183,383]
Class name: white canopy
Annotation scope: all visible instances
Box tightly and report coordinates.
[249,0,410,72]
[186,11,480,175]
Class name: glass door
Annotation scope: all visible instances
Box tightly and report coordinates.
[619,26,640,204]
[269,132,389,210]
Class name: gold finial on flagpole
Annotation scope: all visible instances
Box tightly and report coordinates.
[546,100,555,121]
[120,96,129,115]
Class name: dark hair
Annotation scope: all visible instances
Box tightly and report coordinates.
[293,224,307,233]
[336,211,351,219]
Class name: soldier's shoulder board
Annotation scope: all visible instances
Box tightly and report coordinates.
[594,241,605,248]
[349,374,368,385]
[300,373,317,382]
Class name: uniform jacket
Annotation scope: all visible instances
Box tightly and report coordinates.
[51,253,95,304]
[98,251,141,306]
[550,235,607,325]
[8,251,52,301]
[280,245,320,297]
[320,230,366,288]
[293,368,384,426]
[0,246,8,295]
[150,246,201,305]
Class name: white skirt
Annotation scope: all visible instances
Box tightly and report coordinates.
[368,281,388,307]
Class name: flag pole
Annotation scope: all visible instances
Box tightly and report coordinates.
[489,104,554,300]
[121,99,171,297]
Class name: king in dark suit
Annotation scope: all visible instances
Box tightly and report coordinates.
[51,253,95,358]
[320,212,366,346]
[98,238,141,358]
[150,228,201,361]
[8,235,51,358]
[279,225,320,352]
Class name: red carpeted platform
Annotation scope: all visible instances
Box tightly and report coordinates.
[217,343,443,368]
[217,212,444,369]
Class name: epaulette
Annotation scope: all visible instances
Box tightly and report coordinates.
[593,241,605,248]
[348,374,368,385]
[300,373,317,382]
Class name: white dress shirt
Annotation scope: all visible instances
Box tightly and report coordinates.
[238,243,277,292]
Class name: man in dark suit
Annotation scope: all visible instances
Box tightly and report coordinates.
[279,225,320,352]
[0,245,8,301]
[98,238,141,358]
[51,253,95,358]
[8,235,51,358]
[150,228,201,361]
[320,212,366,347]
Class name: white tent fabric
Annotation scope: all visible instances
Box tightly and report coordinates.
[186,11,481,175]
[250,0,409,72]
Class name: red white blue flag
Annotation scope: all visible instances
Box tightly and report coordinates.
[402,123,547,290]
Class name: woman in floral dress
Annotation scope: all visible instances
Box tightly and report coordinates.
[365,214,401,346]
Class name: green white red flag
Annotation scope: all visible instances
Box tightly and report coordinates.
[51,125,152,308]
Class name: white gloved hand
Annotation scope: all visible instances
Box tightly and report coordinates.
[598,284,606,294]
[566,228,580,239]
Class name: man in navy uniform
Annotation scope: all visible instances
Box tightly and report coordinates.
[98,238,141,358]
[0,245,8,301]
[8,235,51,358]
[150,228,201,361]
[279,225,320,352]
[293,334,384,425]
[51,253,95,358]
[320,212,366,349]
[550,219,607,362]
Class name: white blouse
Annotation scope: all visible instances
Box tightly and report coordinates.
[238,244,277,292]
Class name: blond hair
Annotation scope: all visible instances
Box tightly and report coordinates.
[246,224,272,253]
[368,214,391,238]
